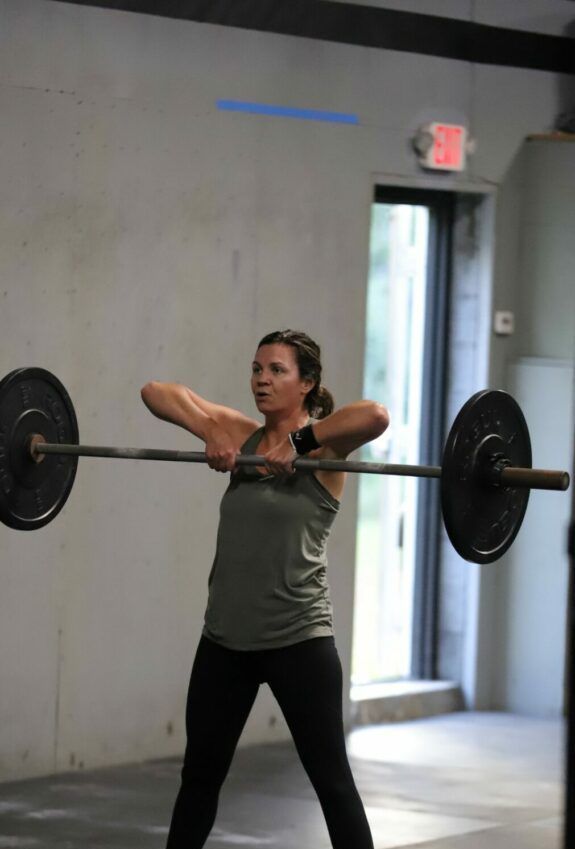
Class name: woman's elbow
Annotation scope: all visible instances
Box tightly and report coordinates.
[368,402,390,438]
[141,381,154,400]
[141,380,165,407]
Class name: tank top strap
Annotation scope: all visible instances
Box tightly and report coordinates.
[240,426,265,455]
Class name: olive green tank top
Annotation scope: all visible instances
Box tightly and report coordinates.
[202,426,340,650]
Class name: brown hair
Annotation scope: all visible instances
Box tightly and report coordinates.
[257,329,334,419]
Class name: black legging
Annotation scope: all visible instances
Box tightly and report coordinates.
[166,635,374,849]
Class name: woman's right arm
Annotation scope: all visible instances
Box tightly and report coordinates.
[140,382,259,471]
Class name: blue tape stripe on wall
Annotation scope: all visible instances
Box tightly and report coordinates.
[217,100,359,124]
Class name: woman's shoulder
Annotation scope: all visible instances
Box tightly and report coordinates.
[239,424,265,453]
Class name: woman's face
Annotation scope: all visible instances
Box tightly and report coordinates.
[251,343,313,416]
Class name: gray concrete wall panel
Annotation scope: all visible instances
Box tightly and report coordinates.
[0,0,573,778]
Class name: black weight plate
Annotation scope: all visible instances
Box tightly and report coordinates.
[0,368,79,530]
[441,390,531,564]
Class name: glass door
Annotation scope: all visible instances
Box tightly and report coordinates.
[352,188,452,688]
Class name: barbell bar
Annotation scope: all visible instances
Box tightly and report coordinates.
[29,441,569,490]
[30,439,442,477]
[0,367,570,564]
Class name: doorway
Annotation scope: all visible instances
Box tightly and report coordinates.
[352,187,453,689]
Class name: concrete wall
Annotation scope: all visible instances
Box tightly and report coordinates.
[0,0,574,779]
[440,140,575,712]
[495,358,574,716]
[484,140,575,714]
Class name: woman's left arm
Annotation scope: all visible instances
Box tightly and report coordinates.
[261,401,389,476]
[309,402,389,500]
[312,400,390,458]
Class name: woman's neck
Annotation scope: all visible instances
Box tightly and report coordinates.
[263,410,310,441]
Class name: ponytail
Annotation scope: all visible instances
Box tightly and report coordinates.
[306,384,334,419]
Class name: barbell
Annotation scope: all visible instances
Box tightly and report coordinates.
[0,367,570,564]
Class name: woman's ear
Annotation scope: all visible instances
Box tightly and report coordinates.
[301,377,315,396]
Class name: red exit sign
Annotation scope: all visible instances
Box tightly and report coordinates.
[416,123,468,171]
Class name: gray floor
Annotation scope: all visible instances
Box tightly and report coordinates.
[0,712,565,849]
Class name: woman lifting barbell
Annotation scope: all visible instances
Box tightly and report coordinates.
[140,329,389,849]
